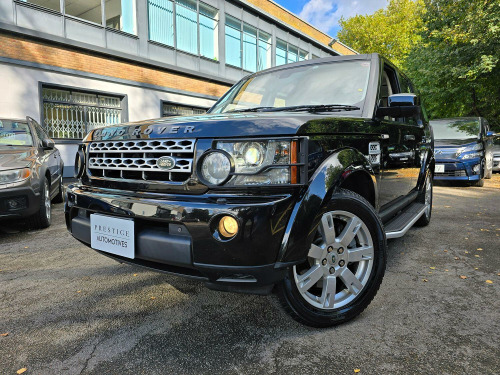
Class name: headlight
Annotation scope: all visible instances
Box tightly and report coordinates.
[460,151,483,160]
[199,150,232,185]
[209,139,299,186]
[0,168,31,186]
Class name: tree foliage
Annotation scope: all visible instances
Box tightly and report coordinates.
[337,0,424,69]
[406,0,500,129]
[337,0,500,129]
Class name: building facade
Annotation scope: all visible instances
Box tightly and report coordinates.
[0,0,355,176]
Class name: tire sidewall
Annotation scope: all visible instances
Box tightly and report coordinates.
[280,191,386,326]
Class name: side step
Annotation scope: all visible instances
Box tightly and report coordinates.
[384,202,426,239]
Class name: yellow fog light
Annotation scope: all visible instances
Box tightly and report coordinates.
[219,216,239,238]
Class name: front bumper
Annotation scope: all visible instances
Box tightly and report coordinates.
[433,158,482,181]
[65,184,298,294]
[0,180,40,219]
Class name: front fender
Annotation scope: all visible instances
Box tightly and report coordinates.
[276,147,375,266]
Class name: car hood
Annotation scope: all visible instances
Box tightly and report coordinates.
[87,112,371,141]
[0,147,36,170]
[434,138,478,147]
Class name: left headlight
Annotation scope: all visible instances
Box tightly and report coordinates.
[0,168,31,186]
[458,143,483,159]
[198,139,300,186]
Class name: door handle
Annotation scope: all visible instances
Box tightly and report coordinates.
[404,134,415,141]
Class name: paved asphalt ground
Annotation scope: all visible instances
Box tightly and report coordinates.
[1,176,499,375]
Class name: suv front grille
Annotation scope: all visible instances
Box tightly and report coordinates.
[87,139,195,182]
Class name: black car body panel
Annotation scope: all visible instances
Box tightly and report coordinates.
[65,53,434,293]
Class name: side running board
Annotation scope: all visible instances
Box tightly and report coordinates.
[384,202,426,239]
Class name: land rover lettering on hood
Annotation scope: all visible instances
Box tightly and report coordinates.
[65,54,435,327]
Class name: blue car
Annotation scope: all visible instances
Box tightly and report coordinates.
[431,117,495,186]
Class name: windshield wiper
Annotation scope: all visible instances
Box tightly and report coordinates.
[275,104,361,113]
[226,106,276,113]
[226,104,360,114]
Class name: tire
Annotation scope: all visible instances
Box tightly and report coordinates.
[473,178,484,187]
[52,175,64,203]
[415,170,432,227]
[276,189,386,328]
[484,165,492,179]
[28,178,51,229]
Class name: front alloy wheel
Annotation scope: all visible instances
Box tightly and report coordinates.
[293,210,374,310]
[277,189,386,327]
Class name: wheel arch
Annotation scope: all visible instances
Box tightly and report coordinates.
[276,147,377,266]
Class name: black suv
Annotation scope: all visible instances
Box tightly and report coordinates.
[65,54,434,327]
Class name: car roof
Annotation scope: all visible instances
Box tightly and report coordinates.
[246,53,379,78]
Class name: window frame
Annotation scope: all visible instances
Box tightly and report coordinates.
[225,14,272,72]
[38,82,128,141]
[275,38,309,66]
[148,0,219,60]
[18,0,138,35]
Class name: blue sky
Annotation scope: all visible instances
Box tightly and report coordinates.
[273,0,388,37]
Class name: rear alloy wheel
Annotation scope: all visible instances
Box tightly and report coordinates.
[277,189,386,327]
[415,170,432,227]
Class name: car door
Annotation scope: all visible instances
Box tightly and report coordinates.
[29,118,60,195]
[377,64,416,209]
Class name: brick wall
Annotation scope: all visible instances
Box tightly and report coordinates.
[0,33,232,98]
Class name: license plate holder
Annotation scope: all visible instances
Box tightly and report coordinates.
[90,214,135,259]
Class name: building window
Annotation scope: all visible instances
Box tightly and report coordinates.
[199,3,218,59]
[65,0,103,25]
[148,0,218,59]
[41,86,124,139]
[148,0,174,46]
[276,39,309,66]
[225,16,272,72]
[225,15,242,68]
[105,0,137,34]
[22,0,61,12]
[162,102,207,117]
[22,0,137,34]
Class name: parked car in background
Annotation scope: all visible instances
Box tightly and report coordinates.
[0,117,64,228]
[431,117,494,186]
[492,137,500,173]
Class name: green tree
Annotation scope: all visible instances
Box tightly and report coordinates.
[337,0,424,68]
[406,0,500,129]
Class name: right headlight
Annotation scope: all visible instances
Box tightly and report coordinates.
[198,139,300,186]
[0,168,31,186]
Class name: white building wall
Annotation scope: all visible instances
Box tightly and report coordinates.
[0,62,217,176]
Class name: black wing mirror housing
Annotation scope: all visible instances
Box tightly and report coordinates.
[376,93,421,118]
[42,138,55,149]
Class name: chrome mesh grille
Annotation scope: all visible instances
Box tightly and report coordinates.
[87,139,195,182]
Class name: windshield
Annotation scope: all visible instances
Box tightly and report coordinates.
[431,119,480,140]
[0,120,33,146]
[209,60,371,113]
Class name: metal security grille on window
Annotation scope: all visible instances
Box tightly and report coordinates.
[42,87,122,139]
[163,104,206,117]
[87,139,195,183]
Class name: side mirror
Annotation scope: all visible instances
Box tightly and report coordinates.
[486,131,497,138]
[376,93,421,119]
[42,138,55,149]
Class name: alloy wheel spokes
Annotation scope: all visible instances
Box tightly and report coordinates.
[293,210,374,310]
